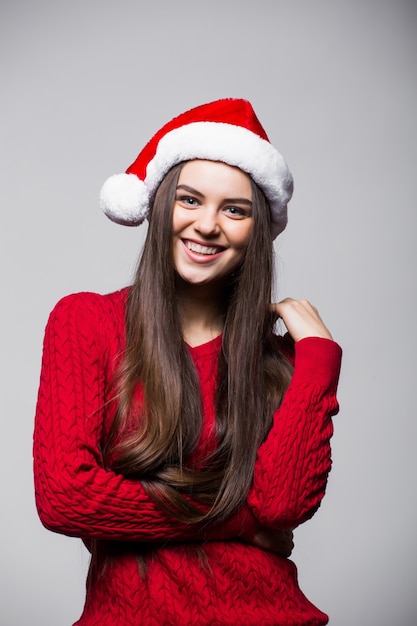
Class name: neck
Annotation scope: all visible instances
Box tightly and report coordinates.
[175,278,227,347]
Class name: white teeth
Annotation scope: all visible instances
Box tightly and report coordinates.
[185,241,220,255]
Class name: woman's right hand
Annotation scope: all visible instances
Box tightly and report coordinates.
[252,526,294,558]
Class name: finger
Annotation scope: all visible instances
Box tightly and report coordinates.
[272,298,333,342]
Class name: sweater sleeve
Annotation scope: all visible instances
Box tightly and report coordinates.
[247,337,342,529]
[33,293,256,543]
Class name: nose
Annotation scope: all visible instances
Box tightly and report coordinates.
[194,207,220,236]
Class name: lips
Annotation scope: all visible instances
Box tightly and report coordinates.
[183,239,225,256]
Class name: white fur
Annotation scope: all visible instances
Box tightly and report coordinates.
[99,173,149,225]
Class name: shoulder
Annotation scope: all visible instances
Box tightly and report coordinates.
[49,287,129,321]
[45,288,130,350]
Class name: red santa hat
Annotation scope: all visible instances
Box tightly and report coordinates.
[100,98,293,238]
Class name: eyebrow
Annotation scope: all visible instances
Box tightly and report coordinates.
[176,184,252,205]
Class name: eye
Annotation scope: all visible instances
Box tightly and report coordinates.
[177,195,200,208]
[224,206,249,218]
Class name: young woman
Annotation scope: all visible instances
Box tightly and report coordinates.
[34,98,342,625]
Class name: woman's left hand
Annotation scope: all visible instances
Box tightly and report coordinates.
[252,526,294,558]
[271,298,333,343]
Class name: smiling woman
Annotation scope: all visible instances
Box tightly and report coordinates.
[172,160,253,293]
[33,98,342,625]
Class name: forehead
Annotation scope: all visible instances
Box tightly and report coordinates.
[178,160,252,198]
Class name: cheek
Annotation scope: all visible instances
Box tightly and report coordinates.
[172,206,191,235]
[231,222,253,249]
[171,207,181,234]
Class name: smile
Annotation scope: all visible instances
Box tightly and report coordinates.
[184,240,224,256]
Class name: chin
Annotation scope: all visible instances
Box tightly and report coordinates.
[176,271,227,288]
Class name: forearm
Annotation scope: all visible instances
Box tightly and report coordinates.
[247,337,342,528]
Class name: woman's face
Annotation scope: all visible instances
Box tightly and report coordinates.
[172,160,253,286]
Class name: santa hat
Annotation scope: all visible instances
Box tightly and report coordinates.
[100,98,293,238]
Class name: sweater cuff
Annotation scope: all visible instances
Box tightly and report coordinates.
[291,337,342,391]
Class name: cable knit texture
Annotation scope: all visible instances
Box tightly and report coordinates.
[33,288,342,626]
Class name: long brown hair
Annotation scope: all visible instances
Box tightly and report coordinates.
[103,162,293,524]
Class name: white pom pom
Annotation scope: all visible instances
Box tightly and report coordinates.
[99,173,149,225]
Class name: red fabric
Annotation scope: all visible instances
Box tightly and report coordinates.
[126,98,269,180]
[33,288,342,626]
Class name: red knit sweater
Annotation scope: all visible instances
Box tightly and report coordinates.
[33,288,342,626]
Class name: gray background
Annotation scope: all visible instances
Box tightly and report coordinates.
[1,1,416,624]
